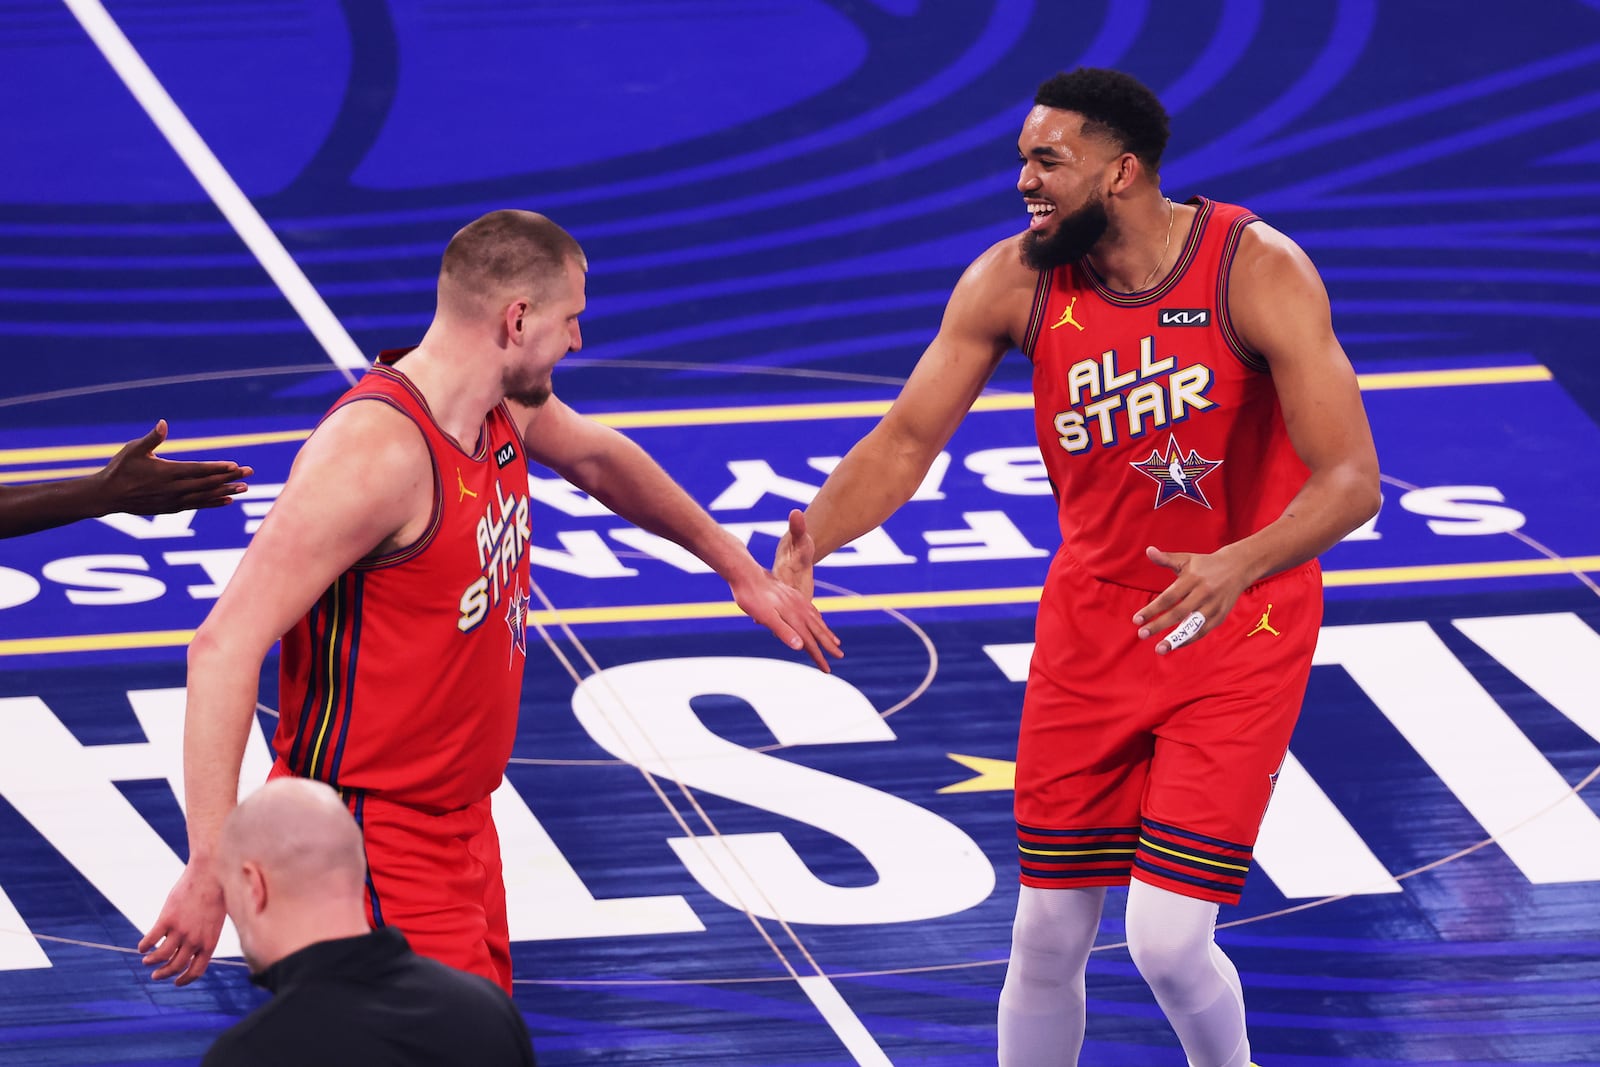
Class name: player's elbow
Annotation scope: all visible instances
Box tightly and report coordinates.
[1357,479,1382,525]
[186,622,218,669]
[185,622,236,681]
[877,417,944,491]
[185,615,269,680]
[1342,462,1383,531]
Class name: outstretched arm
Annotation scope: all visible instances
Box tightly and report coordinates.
[138,402,427,984]
[1133,224,1382,653]
[775,241,1022,584]
[0,421,251,539]
[516,396,842,671]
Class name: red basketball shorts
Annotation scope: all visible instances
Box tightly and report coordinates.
[1014,551,1322,905]
[267,761,512,991]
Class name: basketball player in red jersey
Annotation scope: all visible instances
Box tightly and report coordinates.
[774,70,1379,1066]
[139,210,841,994]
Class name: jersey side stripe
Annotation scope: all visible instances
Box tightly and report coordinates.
[348,790,386,926]
[285,597,324,774]
[325,572,365,785]
[305,574,351,780]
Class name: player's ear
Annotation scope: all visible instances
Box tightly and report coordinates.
[1109,152,1139,194]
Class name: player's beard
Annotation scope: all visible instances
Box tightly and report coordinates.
[504,367,552,407]
[509,384,551,407]
[1021,192,1109,271]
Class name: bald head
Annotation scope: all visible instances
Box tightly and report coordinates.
[220,778,366,902]
[438,209,587,321]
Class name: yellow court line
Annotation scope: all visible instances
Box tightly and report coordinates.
[0,466,104,485]
[528,554,1600,623]
[0,430,311,467]
[607,398,904,428]
[0,629,203,656]
[4,554,1596,657]
[1321,555,1600,586]
[1353,365,1550,390]
[481,365,1557,428]
[0,364,1554,467]
[518,586,1050,627]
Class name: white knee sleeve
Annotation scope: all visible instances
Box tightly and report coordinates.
[998,885,1106,1067]
[1126,881,1250,1067]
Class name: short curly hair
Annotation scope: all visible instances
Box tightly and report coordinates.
[1034,68,1170,174]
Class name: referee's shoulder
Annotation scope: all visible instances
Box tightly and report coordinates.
[410,955,535,1050]
[200,1008,280,1067]
[412,952,509,1002]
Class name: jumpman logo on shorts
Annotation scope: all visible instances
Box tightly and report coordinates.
[1247,604,1280,637]
[456,468,478,502]
[1050,296,1085,331]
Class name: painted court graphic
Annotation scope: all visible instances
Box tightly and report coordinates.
[2,2,1599,1065]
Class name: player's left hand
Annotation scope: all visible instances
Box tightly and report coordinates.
[729,564,843,673]
[1132,544,1254,655]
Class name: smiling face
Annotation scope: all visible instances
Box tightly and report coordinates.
[1016,106,1123,270]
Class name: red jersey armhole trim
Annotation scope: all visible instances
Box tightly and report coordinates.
[326,394,444,571]
[369,363,490,462]
[1216,213,1270,373]
[1021,267,1054,359]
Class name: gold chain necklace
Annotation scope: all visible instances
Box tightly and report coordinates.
[1131,196,1175,292]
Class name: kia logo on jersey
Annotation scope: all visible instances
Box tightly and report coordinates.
[1159,308,1211,327]
[495,442,517,468]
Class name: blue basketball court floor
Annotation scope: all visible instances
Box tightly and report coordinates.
[2,1,1598,1064]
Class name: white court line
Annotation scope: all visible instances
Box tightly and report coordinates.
[62,0,368,383]
[797,975,894,1066]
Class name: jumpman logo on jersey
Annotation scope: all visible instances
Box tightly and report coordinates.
[1247,604,1280,637]
[456,468,478,502]
[1050,296,1085,331]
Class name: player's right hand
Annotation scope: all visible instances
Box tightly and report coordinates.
[139,861,226,986]
[773,509,817,599]
[100,420,252,516]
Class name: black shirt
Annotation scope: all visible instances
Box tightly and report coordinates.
[202,927,536,1067]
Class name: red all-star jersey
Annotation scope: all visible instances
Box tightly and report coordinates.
[1023,197,1311,592]
[274,353,532,812]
